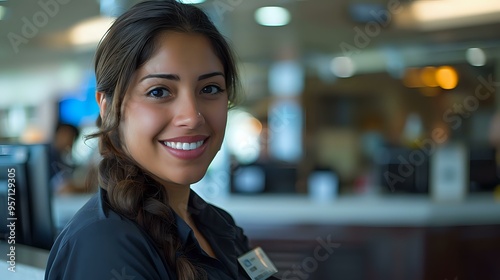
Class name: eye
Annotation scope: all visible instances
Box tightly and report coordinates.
[147,87,171,99]
[201,85,224,95]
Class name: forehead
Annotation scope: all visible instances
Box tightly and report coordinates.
[137,31,224,76]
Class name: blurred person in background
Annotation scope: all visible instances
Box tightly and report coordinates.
[49,122,98,194]
[49,123,79,193]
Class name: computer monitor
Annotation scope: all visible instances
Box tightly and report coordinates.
[376,145,429,193]
[231,162,297,194]
[0,143,55,250]
[469,147,499,192]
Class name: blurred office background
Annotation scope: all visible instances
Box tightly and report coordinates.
[1,0,500,279]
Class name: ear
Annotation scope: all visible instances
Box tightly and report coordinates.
[95,91,107,119]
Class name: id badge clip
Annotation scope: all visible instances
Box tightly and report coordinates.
[238,247,278,280]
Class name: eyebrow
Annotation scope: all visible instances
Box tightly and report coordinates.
[139,72,225,82]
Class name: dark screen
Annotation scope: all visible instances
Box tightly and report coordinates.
[0,144,55,250]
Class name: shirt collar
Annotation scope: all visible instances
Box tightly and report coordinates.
[188,191,237,239]
[100,187,242,278]
[178,190,241,278]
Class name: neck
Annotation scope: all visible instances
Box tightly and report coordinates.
[165,184,191,221]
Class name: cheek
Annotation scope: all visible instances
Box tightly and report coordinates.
[121,102,168,144]
[207,103,228,133]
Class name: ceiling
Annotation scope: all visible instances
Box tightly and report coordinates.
[1,0,500,103]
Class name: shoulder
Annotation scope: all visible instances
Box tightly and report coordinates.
[208,202,251,250]
[190,191,251,251]
[54,192,146,245]
[189,191,237,225]
[46,193,172,280]
[209,202,238,224]
[56,212,149,251]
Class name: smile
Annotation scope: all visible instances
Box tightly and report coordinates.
[163,140,204,151]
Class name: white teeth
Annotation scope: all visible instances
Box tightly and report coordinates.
[163,140,204,150]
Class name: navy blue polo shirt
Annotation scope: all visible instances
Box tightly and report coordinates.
[45,188,267,279]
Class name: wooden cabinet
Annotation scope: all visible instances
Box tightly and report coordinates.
[246,224,500,280]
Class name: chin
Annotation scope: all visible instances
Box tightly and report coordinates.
[170,172,207,186]
[146,161,212,186]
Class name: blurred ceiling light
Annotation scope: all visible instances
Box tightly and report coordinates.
[178,0,206,4]
[411,0,500,22]
[255,6,290,26]
[466,48,486,66]
[396,0,500,30]
[403,67,424,88]
[420,66,438,87]
[330,56,355,78]
[436,66,458,90]
[69,16,115,46]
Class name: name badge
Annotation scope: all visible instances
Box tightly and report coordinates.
[238,247,278,280]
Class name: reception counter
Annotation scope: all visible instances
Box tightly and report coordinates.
[51,192,500,280]
[1,192,498,280]
[0,241,48,280]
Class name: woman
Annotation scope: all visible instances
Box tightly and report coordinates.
[45,1,277,279]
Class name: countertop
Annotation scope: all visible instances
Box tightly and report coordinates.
[52,192,500,229]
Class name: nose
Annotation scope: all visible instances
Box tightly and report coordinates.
[172,93,205,129]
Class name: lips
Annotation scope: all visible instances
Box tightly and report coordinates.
[159,135,209,160]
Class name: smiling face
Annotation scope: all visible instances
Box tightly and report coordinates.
[119,32,228,188]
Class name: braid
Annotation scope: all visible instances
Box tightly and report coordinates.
[96,155,205,280]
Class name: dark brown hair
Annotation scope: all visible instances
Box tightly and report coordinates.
[87,1,239,279]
